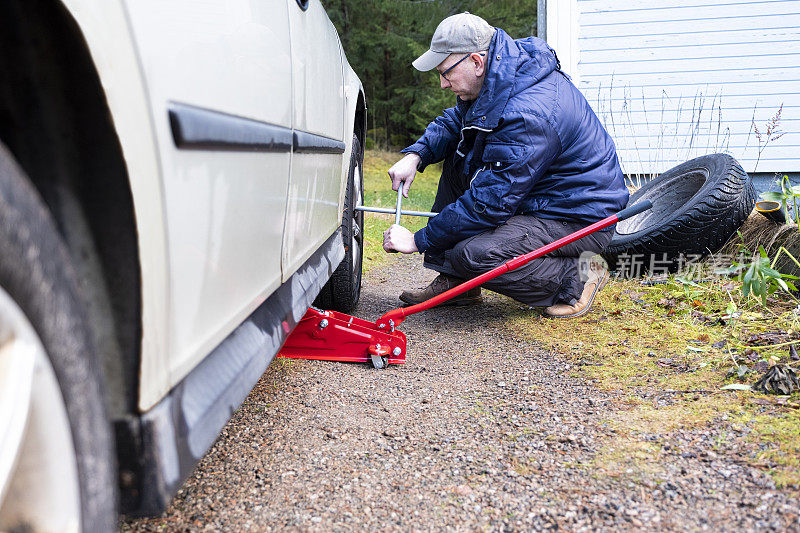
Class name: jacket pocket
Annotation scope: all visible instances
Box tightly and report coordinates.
[482,141,528,172]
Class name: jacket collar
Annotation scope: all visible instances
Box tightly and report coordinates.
[460,28,518,130]
[460,29,558,130]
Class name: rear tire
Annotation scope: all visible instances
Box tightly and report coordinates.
[604,153,755,272]
[0,142,116,532]
[315,135,364,312]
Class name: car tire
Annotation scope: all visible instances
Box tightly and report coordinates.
[315,134,364,312]
[604,153,755,272]
[0,142,116,532]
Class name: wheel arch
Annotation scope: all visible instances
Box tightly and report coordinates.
[0,0,142,420]
[354,89,367,150]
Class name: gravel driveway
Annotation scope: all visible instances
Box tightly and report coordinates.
[123,254,799,532]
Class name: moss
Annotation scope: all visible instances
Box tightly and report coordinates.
[743,409,800,488]
[510,457,538,476]
[592,438,664,481]
[508,274,800,488]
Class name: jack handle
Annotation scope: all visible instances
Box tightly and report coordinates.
[377,200,653,328]
[615,200,653,222]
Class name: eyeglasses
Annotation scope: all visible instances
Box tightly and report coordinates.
[438,53,485,81]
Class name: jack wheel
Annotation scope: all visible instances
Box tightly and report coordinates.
[370,353,388,369]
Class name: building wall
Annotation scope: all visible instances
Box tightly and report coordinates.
[545,0,580,85]
[552,0,800,176]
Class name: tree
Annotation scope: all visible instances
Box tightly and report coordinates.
[324,0,537,149]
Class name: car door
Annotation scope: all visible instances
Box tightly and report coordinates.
[123,0,294,385]
[282,0,346,280]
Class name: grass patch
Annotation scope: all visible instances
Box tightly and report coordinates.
[362,150,440,272]
[746,409,800,487]
[592,438,664,482]
[508,274,800,488]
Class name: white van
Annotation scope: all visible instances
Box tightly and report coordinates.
[0,1,365,530]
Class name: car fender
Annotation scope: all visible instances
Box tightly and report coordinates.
[57,0,172,407]
[339,49,366,219]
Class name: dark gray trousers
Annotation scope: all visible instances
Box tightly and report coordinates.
[423,157,613,307]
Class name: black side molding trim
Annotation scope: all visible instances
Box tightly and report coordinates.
[293,131,346,154]
[119,229,345,516]
[168,102,292,152]
[168,102,344,154]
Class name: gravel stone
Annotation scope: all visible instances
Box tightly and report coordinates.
[122,254,800,532]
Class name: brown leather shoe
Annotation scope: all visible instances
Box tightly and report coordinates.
[545,263,609,318]
[399,274,482,307]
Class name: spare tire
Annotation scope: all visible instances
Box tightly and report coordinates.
[604,153,755,273]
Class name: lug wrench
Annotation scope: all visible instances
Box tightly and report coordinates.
[359,185,437,256]
[355,187,438,219]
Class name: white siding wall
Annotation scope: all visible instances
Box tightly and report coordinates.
[546,0,580,85]
[565,0,800,175]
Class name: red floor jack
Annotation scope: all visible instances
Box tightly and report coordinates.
[278,190,652,369]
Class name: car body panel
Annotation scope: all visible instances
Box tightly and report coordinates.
[57,0,172,409]
[122,0,297,397]
[57,0,364,428]
[282,1,346,280]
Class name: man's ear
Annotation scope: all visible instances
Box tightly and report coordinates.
[471,52,486,77]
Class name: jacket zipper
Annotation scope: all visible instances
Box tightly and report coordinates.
[456,114,492,157]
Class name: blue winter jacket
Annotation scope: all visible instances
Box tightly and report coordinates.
[403,30,629,254]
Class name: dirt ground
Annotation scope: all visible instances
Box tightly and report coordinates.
[123,254,800,532]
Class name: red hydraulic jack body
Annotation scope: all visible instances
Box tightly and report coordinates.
[276,309,407,369]
[278,200,652,368]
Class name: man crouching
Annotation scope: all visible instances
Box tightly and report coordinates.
[382,12,629,318]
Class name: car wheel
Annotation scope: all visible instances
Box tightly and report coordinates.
[0,142,116,532]
[315,134,364,312]
[604,153,755,272]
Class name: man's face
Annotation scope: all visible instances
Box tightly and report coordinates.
[436,53,485,101]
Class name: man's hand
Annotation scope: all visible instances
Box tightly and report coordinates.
[383,224,418,254]
[387,153,420,198]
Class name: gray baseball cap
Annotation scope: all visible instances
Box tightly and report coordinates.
[412,12,495,72]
